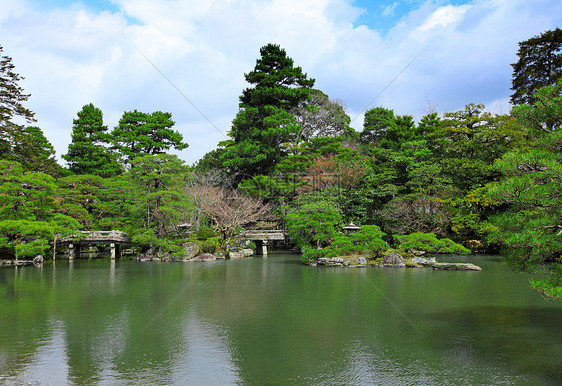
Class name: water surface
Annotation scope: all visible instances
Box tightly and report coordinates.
[1,254,560,384]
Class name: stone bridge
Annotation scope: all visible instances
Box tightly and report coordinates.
[240,230,287,255]
[58,230,130,259]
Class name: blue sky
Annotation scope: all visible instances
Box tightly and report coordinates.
[1,0,561,164]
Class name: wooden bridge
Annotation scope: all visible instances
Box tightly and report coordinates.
[240,230,287,255]
[58,230,130,260]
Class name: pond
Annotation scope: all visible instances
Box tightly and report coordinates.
[1,254,561,384]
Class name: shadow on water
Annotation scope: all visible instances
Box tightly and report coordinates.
[423,305,562,384]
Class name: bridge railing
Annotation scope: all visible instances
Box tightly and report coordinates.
[58,230,129,244]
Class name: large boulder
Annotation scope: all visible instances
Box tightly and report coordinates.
[383,252,405,267]
[412,256,436,266]
[432,262,482,271]
[317,257,345,267]
[197,253,217,261]
[241,248,254,257]
[229,252,244,259]
[182,242,200,260]
[356,256,368,265]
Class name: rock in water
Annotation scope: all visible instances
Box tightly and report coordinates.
[412,257,436,266]
[383,252,405,267]
[432,262,482,271]
[182,242,200,260]
[197,253,217,261]
[33,255,43,264]
[356,256,368,265]
[229,252,244,259]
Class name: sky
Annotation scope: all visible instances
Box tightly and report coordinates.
[1,0,561,165]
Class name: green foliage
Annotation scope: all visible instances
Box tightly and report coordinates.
[326,225,388,258]
[488,82,561,299]
[62,104,121,177]
[193,226,218,240]
[111,110,188,164]
[219,44,314,179]
[396,232,470,255]
[0,45,36,163]
[0,220,52,259]
[55,174,105,228]
[0,160,56,221]
[286,198,342,249]
[511,28,562,105]
[301,245,326,263]
[8,126,63,176]
[197,238,220,254]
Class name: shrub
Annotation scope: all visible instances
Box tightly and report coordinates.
[395,232,470,254]
[193,226,218,241]
[198,237,221,254]
[302,246,326,263]
[299,225,390,263]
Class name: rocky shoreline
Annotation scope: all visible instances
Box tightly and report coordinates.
[308,252,482,271]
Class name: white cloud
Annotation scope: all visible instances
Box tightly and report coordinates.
[1,0,561,164]
[382,2,399,17]
[417,4,469,32]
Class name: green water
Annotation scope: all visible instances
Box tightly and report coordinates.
[1,254,561,385]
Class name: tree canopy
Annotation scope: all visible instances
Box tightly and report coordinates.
[111,110,188,164]
[220,44,315,179]
[511,27,562,105]
[63,103,121,177]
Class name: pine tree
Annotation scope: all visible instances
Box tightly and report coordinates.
[220,44,314,179]
[111,110,188,164]
[63,103,121,177]
[511,28,562,105]
[0,45,36,159]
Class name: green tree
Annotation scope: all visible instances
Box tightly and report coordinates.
[56,174,106,228]
[286,198,342,249]
[0,160,79,259]
[121,154,192,256]
[63,104,121,177]
[112,110,188,164]
[360,107,396,149]
[0,45,36,160]
[220,44,314,179]
[489,82,562,299]
[511,28,562,105]
[10,126,63,176]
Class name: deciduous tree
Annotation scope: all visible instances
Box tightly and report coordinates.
[188,184,270,248]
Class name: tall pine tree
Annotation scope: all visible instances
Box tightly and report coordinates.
[0,45,36,160]
[220,44,314,180]
[63,103,121,177]
[511,28,562,105]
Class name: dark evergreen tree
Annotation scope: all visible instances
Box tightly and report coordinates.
[220,44,314,179]
[63,103,121,177]
[0,45,36,159]
[111,110,188,164]
[510,28,562,105]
